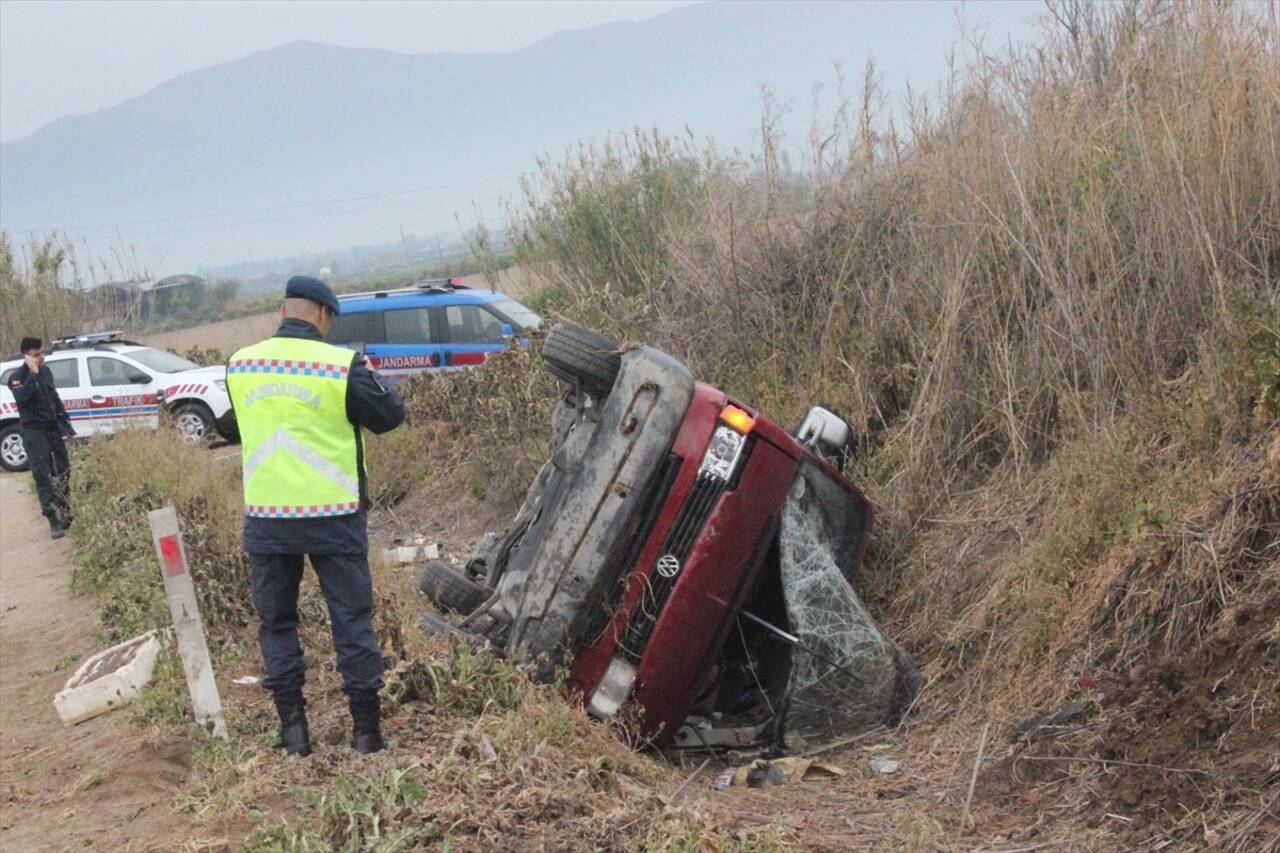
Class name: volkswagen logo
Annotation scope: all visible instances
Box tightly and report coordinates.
[655,555,681,579]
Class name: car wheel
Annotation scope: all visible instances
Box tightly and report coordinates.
[541,322,622,398]
[0,424,28,472]
[173,403,214,443]
[416,560,490,615]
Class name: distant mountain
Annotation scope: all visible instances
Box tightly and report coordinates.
[0,1,1037,272]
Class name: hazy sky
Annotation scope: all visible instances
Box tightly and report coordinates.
[0,0,694,142]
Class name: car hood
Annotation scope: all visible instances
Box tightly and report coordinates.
[162,366,224,383]
[157,367,226,398]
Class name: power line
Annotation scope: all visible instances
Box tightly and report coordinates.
[82,182,516,240]
[8,173,524,235]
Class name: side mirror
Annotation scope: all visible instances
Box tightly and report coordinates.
[127,371,151,385]
[501,324,515,338]
[795,406,851,453]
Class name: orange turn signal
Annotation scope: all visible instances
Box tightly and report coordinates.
[720,404,755,433]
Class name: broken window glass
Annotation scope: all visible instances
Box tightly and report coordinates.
[777,463,919,747]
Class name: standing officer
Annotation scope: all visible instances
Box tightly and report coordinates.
[8,337,75,539]
[226,276,404,756]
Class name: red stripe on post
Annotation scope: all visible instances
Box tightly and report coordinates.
[159,535,186,576]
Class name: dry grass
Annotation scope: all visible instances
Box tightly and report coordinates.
[0,233,152,349]
[68,427,252,644]
[502,2,1280,848]
[364,335,558,515]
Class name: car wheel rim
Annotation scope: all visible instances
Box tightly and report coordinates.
[176,413,206,441]
[1,433,26,466]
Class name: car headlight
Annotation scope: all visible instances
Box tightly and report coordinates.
[698,405,755,481]
[213,379,226,392]
[587,656,637,719]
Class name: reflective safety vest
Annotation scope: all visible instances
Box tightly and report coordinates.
[226,336,360,518]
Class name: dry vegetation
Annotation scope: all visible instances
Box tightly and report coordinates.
[503,2,1279,848]
[55,2,1279,850]
[66,427,784,851]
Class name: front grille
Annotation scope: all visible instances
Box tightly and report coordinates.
[620,472,727,662]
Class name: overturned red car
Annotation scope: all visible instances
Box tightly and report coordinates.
[418,323,917,749]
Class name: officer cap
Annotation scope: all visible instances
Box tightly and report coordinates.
[285,275,340,315]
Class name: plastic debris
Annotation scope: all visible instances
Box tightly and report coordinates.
[53,631,162,726]
[869,757,902,775]
[728,757,846,788]
[746,762,788,788]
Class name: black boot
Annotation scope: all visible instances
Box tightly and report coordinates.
[349,691,385,754]
[48,517,66,540]
[273,692,312,757]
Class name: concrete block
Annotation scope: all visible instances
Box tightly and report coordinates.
[53,631,162,726]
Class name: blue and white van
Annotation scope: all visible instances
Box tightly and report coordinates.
[326,278,542,379]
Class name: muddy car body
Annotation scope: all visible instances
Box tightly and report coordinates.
[422,324,916,748]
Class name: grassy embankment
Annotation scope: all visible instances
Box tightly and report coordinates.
[55,3,1278,850]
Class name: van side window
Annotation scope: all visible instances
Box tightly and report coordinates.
[327,312,377,345]
[445,305,506,343]
[384,308,434,344]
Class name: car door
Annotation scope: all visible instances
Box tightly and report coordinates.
[84,355,160,434]
[42,355,95,434]
[366,305,446,380]
[439,303,511,368]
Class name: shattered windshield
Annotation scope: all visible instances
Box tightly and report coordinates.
[777,462,918,746]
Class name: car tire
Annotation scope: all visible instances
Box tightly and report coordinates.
[0,424,28,472]
[416,560,490,615]
[173,402,214,443]
[541,323,622,398]
[215,419,240,443]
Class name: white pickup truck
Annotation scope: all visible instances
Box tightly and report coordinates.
[0,332,235,472]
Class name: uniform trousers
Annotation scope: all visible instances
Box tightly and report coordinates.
[22,427,70,523]
[248,552,385,696]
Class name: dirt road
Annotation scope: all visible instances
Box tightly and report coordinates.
[0,474,192,851]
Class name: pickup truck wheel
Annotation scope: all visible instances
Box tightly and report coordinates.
[542,323,622,398]
[173,402,214,443]
[0,424,28,472]
[417,560,490,615]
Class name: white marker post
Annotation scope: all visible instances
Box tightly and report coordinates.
[148,506,227,739]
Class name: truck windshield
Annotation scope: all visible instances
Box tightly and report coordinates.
[491,298,542,330]
[127,348,200,373]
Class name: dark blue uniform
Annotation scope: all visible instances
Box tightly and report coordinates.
[236,317,405,699]
[7,363,74,526]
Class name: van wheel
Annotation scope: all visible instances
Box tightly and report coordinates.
[417,560,490,615]
[541,323,622,398]
[0,424,28,472]
[173,403,214,443]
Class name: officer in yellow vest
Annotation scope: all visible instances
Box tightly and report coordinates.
[226,276,404,756]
